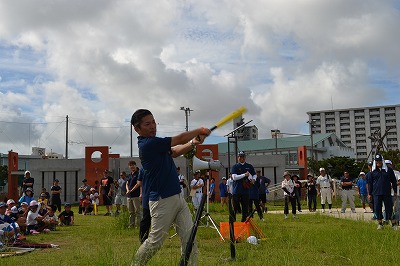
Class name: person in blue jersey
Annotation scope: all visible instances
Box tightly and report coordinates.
[356,172,372,213]
[367,154,398,230]
[131,109,210,266]
[231,151,256,222]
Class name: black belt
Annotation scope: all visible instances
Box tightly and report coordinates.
[196,191,202,193]
[343,188,352,190]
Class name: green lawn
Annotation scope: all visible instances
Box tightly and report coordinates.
[2,202,400,266]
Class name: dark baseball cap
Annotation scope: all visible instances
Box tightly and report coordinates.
[374,154,383,161]
[238,151,246,157]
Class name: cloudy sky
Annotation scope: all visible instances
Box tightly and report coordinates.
[0,0,399,158]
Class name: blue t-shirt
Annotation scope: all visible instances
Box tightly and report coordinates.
[356,178,367,195]
[209,183,215,195]
[219,182,228,197]
[249,177,260,200]
[138,168,149,209]
[231,162,256,195]
[138,136,181,201]
[258,176,271,194]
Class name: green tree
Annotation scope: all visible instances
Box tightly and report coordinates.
[381,149,400,170]
[308,156,364,180]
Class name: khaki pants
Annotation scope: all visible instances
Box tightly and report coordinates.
[127,197,141,227]
[134,194,197,265]
[341,189,355,212]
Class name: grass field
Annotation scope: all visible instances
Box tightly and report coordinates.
[2,201,400,266]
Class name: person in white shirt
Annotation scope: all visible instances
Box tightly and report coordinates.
[190,170,204,211]
[177,167,186,198]
[281,171,296,219]
[316,168,333,213]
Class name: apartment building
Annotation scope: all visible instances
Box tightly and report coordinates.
[307,104,400,161]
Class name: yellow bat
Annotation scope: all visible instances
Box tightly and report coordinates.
[210,106,247,131]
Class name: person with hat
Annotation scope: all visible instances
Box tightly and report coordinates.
[231,151,257,222]
[18,187,35,205]
[131,108,210,265]
[5,199,16,216]
[51,179,62,212]
[281,171,296,219]
[20,170,34,195]
[78,178,91,214]
[219,177,228,208]
[356,172,372,213]
[305,174,317,212]
[316,168,333,213]
[367,154,398,230]
[58,203,74,226]
[0,201,23,241]
[190,170,204,211]
[26,200,50,234]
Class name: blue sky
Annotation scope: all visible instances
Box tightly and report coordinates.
[0,0,399,158]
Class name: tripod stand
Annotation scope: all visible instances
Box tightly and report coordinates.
[199,173,225,240]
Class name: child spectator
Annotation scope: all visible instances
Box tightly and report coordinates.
[58,203,74,226]
[43,205,58,231]
[38,200,49,216]
[26,200,50,234]
[6,199,16,216]
[38,192,49,206]
[82,194,93,215]
[18,187,35,205]
[51,179,62,212]
[16,202,29,234]
[90,188,99,215]
[0,202,23,241]
[41,187,51,200]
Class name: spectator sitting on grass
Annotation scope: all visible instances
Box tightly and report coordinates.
[82,194,93,215]
[26,200,51,235]
[5,199,16,216]
[58,203,74,226]
[43,205,58,231]
[38,192,49,206]
[18,187,35,205]
[16,202,29,234]
[0,201,24,241]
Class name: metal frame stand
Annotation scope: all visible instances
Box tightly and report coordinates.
[199,175,225,240]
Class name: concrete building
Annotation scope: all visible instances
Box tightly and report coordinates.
[307,104,400,161]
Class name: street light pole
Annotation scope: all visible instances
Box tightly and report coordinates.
[307,119,317,160]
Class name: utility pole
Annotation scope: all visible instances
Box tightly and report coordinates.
[180,107,193,132]
[180,107,193,200]
[65,115,69,159]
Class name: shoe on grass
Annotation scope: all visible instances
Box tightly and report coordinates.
[377,224,384,230]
